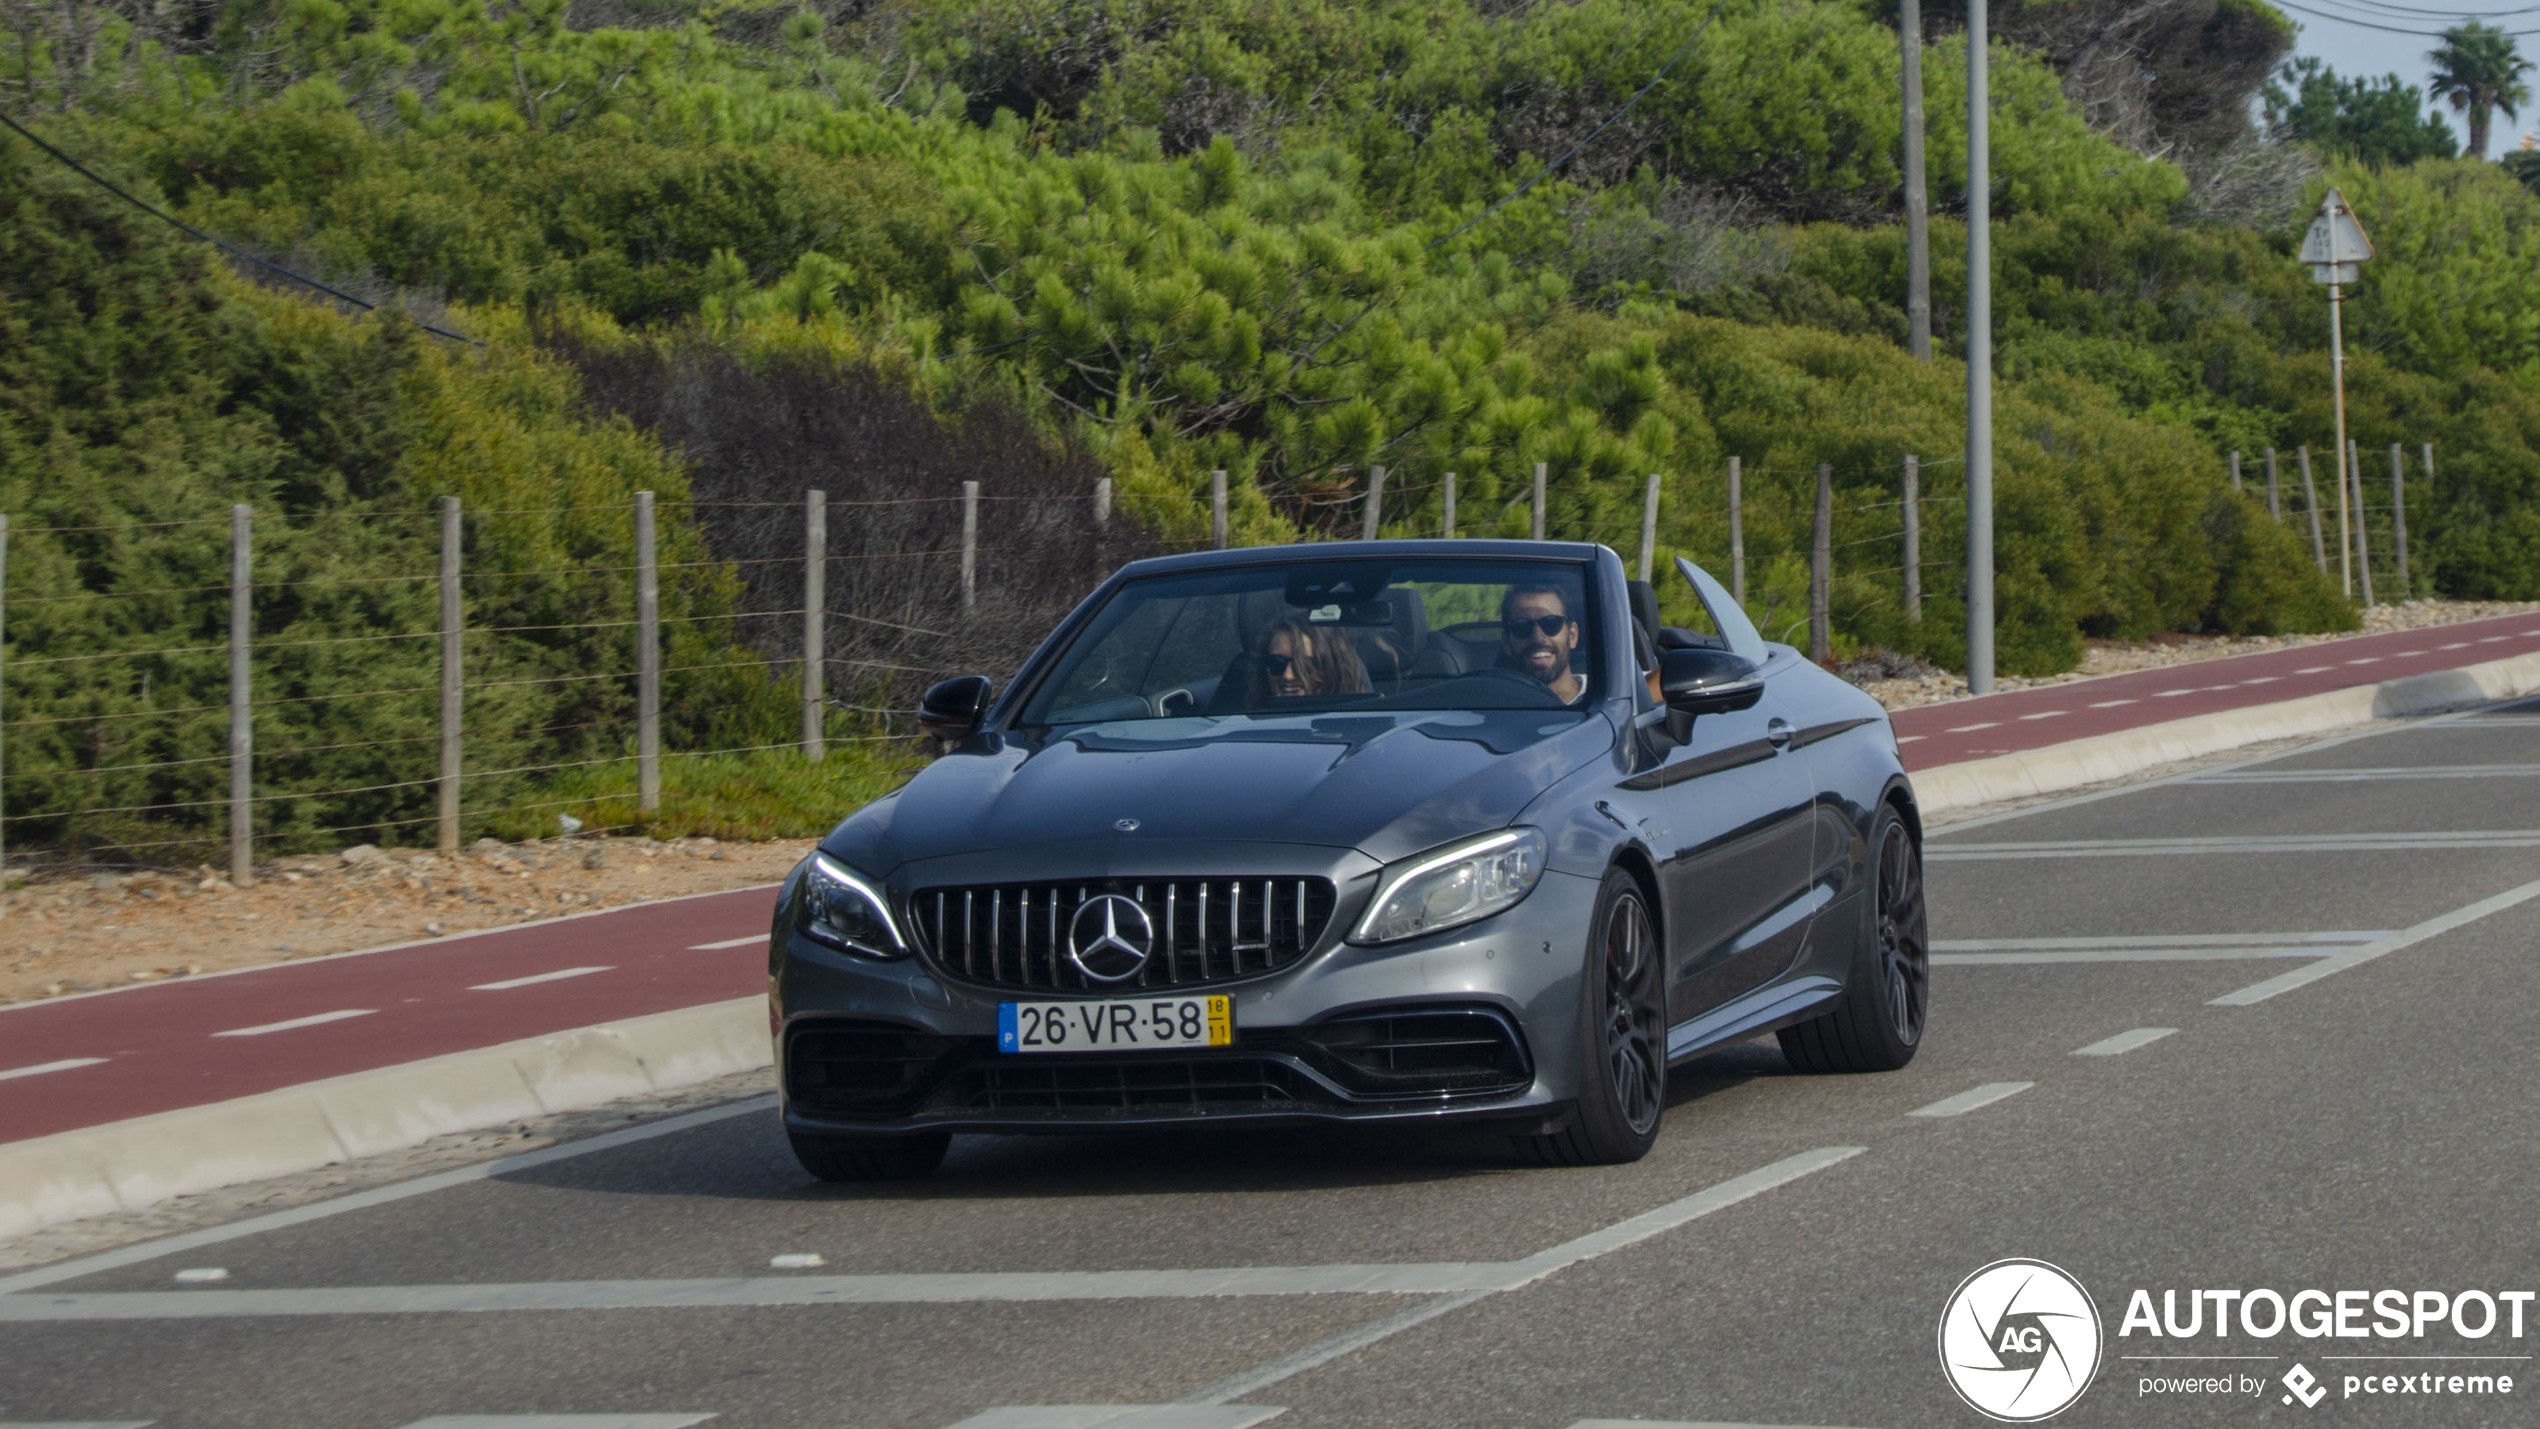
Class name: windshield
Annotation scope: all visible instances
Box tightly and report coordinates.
[1018,558,1606,726]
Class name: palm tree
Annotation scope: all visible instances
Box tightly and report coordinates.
[2429,22,2534,158]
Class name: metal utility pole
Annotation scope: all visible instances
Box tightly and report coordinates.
[1532,462,1548,541]
[1902,455,1923,621]
[1964,0,1995,694]
[1362,467,1386,540]
[1900,0,1932,360]
[2300,188,2373,599]
[1442,473,1458,538]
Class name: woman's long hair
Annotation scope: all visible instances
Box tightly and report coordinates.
[1245,615,1372,704]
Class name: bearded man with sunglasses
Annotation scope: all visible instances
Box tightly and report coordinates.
[1499,583,1585,703]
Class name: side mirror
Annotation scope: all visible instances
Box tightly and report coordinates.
[918,675,993,743]
[1660,648,1762,740]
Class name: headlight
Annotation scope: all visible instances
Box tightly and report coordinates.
[796,852,907,958]
[1350,827,1546,945]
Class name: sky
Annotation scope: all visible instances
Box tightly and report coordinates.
[2277,2,2540,159]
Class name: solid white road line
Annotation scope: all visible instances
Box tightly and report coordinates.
[1934,948,2332,965]
[685,935,764,950]
[0,1422,154,1428]
[1936,932,2384,950]
[0,1057,109,1082]
[1930,831,2540,860]
[2213,873,2540,1007]
[469,966,613,991]
[1566,1422,1877,1429]
[1178,1148,1865,1408]
[1945,722,2000,733]
[399,1419,716,1428]
[209,1009,374,1037]
[0,1096,778,1297]
[2187,763,2540,783]
[2073,1027,2179,1057]
[0,1150,1868,1323]
[1907,1082,2033,1118]
[170,1268,228,1283]
[941,1409,1283,1429]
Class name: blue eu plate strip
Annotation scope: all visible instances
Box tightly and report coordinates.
[997,1002,1018,1053]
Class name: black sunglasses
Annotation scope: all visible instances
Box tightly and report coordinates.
[1502,614,1571,639]
[1256,653,1305,677]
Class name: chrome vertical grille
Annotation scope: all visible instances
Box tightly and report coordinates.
[911,877,1338,992]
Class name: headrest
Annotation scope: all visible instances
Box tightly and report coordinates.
[1627,580,1661,641]
[1347,586,1429,683]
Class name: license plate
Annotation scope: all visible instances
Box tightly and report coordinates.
[998,995,1233,1053]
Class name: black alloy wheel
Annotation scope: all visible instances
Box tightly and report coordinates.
[1874,814,1930,1047]
[1523,868,1665,1166]
[1779,801,1928,1073]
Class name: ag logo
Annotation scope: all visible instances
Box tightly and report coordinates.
[1938,1259,2103,1422]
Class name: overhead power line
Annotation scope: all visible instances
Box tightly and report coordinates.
[2269,0,2540,35]
[0,108,482,345]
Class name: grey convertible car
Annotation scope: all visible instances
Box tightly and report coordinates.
[770,539,1927,1179]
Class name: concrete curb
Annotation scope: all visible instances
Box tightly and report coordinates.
[0,996,768,1242]
[1914,650,2540,815]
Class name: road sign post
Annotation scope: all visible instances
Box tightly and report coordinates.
[2300,188,2374,600]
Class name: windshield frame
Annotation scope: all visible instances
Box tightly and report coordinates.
[999,547,1617,732]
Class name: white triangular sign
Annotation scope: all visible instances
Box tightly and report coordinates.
[2299,188,2374,265]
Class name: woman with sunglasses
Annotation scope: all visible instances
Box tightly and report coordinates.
[1245,615,1372,705]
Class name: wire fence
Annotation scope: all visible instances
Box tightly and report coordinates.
[0,438,2435,880]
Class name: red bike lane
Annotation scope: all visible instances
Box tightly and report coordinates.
[0,887,776,1145]
[1889,611,2540,770]
[5,611,2536,1149]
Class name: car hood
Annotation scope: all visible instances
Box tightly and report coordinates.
[829,709,1616,873]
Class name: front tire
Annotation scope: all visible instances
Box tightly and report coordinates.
[1522,869,1665,1166]
[1779,802,1928,1073]
[788,1128,951,1182]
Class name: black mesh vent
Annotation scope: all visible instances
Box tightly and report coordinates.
[910,878,1336,992]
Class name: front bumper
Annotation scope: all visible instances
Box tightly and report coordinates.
[772,861,1602,1135]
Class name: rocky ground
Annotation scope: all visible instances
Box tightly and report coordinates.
[0,835,812,1007]
[8,597,2535,1009]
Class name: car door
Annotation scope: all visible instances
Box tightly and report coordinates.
[1607,561,1822,1028]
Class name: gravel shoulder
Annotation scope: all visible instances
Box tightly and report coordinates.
[1,835,810,1008]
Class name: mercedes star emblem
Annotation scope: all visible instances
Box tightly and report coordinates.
[1066,894,1155,983]
[1114,817,1141,832]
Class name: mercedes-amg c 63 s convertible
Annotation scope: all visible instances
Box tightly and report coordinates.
[769,539,1928,1178]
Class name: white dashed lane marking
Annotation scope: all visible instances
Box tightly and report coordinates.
[940,1409,1283,1429]
[686,935,764,950]
[1907,1082,2033,1118]
[398,1418,718,1428]
[0,1057,109,1082]
[2073,1028,2179,1057]
[2018,710,2066,721]
[210,1009,374,1038]
[2088,698,2137,708]
[469,966,613,991]
[1945,722,2000,733]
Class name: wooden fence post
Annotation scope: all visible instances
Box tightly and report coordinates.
[1362,466,1386,540]
[438,497,462,852]
[1442,472,1457,539]
[1810,463,1833,664]
[2297,447,2326,572]
[633,491,660,815]
[2349,444,2374,606]
[1902,455,1922,622]
[2265,449,2281,521]
[1211,471,1227,549]
[229,504,254,886]
[1093,477,1111,530]
[1727,456,1746,605]
[2390,443,2408,591]
[802,489,826,763]
[1531,462,1547,541]
[2230,450,2242,492]
[1637,473,1661,581]
[960,480,979,609]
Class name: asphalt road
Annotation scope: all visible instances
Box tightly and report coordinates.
[6,699,2540,1429]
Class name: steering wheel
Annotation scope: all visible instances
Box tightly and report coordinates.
[1150,687,1199,718]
